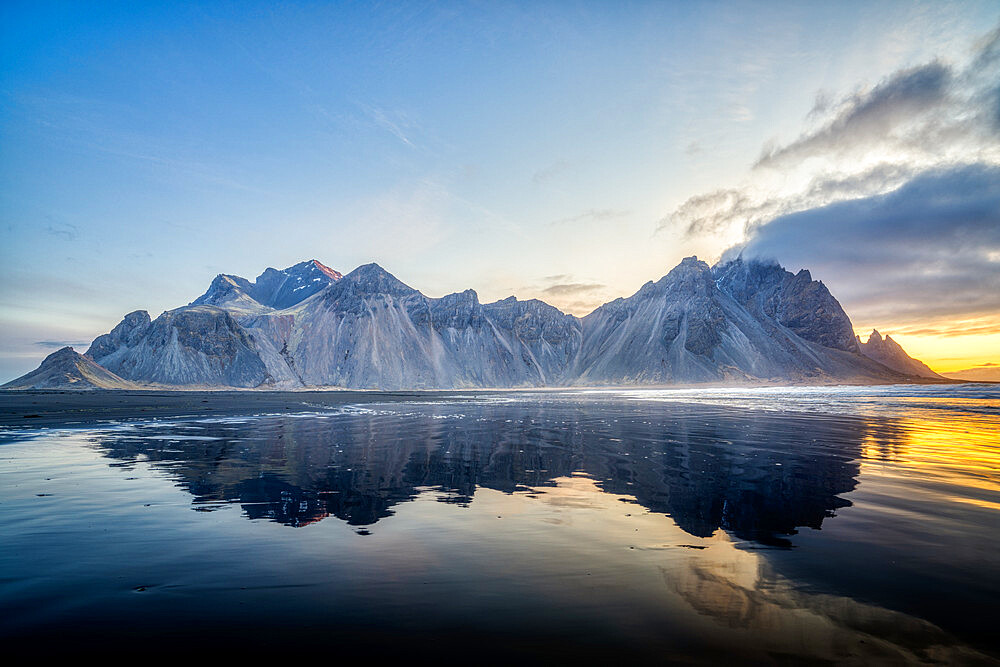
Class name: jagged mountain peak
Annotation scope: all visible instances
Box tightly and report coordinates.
[336,262,416,296]
[307,259,342,281]
[268,259,343,282]
[857,329,940,379]
[86,309,151,360]
[349,261,392,276]
[436,288,480,305]
[632,256,715,300]
[46,346,79,361]
[119,309,151,328]
[678,255,707,267]
[194,259,343,311]
[712,257,860,353]
[664,255,713,281]
[485,295,579,322]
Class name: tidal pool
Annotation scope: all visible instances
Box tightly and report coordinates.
[1,386,998,662]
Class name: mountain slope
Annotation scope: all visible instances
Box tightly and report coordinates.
[87,306,272,387]
[857,330,942,379]
[713,258,859,353]
[571,257,902,385]
[2,347,136,390]
[243,263,582,389]
[192,259,342,313]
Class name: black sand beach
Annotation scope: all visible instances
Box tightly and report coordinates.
[0,389,468,428]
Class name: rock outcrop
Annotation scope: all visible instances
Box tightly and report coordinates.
[857,330,942,379]
[2,347,136,390]
[192,259,342,313]
[87,306,272,387]
[713,258,859,353]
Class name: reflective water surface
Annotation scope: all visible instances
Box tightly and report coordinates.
[1,385,998,662]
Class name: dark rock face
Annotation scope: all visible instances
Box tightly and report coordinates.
[86,310,151,361]
[572,257,902,385]
[253,260,343,309]
[482,296,583,384]
[857,330,942,379]
[713,258,859,353]
[431,290,485,330]
[192,275,256,309]
[483,297,580,346]
[664,258,727,355]
[334,262,414,297]
[573,258,754,383]
[88,306,271,387]
[193,259,342,311]
[2,347,133,389]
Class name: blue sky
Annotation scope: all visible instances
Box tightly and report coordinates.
[2,0,999,381]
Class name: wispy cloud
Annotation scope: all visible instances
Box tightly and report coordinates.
[532,159,573,186]
[896,321,1000,337]
[518,274,609,316]
[354,101,418,148]
[552,208,630,227]
[5,90,264,193]
[755,61,953,169]
[660,25,1000,242]
[540,282,605,297]
[371,107,415,147]
[44,221,78,240]
[35,340,90,349]
[667,163,914,240]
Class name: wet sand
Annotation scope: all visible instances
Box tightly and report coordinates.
[0,389,469,428]
[0,379,972,429]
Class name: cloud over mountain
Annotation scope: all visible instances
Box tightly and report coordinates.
[660,25,1000,333]
[730,165,1000,328]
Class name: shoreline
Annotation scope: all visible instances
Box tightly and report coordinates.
[0,380,988,430]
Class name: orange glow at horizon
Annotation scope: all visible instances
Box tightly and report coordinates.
[853,320,1000,375]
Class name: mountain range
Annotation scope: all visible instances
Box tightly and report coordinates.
[4,257,945,390]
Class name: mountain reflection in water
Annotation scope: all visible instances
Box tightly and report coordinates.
[94,399,860,545]
[1,387,997,662]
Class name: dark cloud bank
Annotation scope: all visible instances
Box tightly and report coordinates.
[666,26,1000,333]
[730,165,1000,328]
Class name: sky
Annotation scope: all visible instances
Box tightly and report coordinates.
[2,0,999,382]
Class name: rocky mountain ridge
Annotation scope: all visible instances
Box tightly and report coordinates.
[856,330,942,379]
[5,257,942,390]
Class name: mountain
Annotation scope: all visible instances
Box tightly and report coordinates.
[2,347,135,390]
[87,306,272,387]
[713,258,859,353]
[857,330,942,379]
[572,257,898,384]
[192,259,342,313]
[242,263,582,388]
[5,257,943,390]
